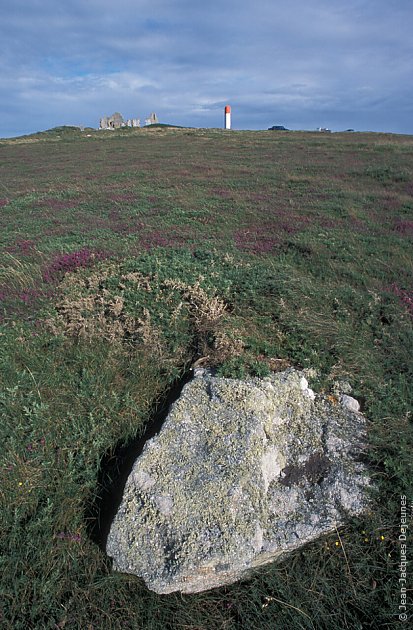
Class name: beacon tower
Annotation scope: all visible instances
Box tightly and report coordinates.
[225,105,231,130]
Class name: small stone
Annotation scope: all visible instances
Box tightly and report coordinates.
[299,376,315,400]
[299,377,308,390]
[340,394,360,413]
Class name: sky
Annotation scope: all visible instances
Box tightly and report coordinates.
[1,0,413,137]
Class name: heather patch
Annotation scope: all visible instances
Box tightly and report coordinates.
[234,226,281,253]
[380,194,402,212]
[247,191,273,202]
[108,208,140,235]
[393,219,413,236]
[16,287,43,305]
[139,227,191,250]
[404,181,413,196]
[38,198,80,211]
[388,282,413,317]
[0,283,47,321]
[0,198,9,207]
[211,188,234,199]
[71,211,112,234]
[234,216,310,254]
[316,216,338,229]
[42,248,110,283]
[109,193,137,203]
[6,239,37,255]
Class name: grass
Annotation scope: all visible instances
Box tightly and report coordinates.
[1,127,412,628]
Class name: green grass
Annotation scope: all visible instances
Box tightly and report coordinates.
[1,128,413,628]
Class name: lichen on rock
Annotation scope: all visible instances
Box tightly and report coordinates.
[106,368,370,594]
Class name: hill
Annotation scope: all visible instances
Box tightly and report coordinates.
[0,128,412,628]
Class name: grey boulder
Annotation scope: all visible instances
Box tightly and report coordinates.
[106,368,369,594]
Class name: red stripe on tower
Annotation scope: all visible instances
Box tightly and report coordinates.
[225,105,231,130]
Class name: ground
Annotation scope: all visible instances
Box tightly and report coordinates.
[0,126,412,628]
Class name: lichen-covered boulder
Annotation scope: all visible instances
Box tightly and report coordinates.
[106,368,369,594]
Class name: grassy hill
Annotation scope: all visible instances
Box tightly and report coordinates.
[1,128,412,628]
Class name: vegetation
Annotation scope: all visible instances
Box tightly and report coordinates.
[1,127,412,628]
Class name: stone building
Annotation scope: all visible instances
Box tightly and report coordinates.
[100,112,157,129]
[100,113,142,129]
[100,112,125,129]
[145,112,159,125]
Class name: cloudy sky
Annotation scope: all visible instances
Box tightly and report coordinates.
[1,0,412,137]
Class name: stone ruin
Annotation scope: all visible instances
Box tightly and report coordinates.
[99,112,159,129]
[144,112,159,126]
[100,112,127,129]
[106,367,371,594]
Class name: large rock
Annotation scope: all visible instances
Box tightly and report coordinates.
[106,368,369,594]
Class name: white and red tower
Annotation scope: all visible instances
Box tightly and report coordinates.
[224,105,231,130]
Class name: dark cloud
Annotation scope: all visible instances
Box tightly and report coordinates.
[1,0,412,136]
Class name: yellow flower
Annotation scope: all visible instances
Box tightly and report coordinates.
[18,482,23,486]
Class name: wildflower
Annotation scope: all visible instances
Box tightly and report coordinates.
[18,482,23,486]
[55,531,81,542]
[335,541,340,546]
[42,249,108,283]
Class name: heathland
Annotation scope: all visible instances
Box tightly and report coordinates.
[1,126,412,628]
